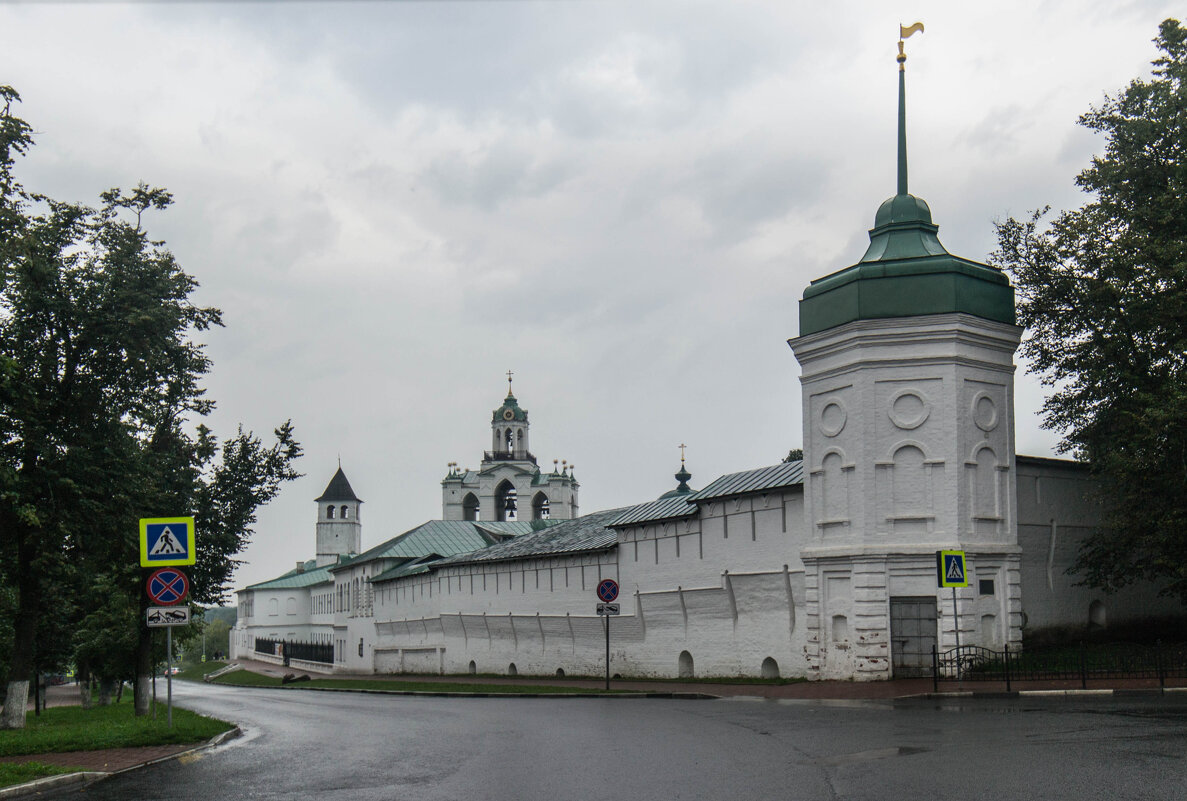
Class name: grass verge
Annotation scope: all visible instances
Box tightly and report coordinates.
[213,670,633,694]
[0,702,233,758]
[0,761,84,789]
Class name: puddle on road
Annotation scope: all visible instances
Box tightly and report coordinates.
[813,746,930,766]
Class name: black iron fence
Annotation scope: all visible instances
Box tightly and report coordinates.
[932,641,1187,691]
[254,637,333,666]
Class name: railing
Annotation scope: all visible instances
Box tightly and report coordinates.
[932,641,1187,691]
[483,450,537,465]
[254,637,334,666]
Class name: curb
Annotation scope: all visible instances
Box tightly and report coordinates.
[913,686,1187,700]
[0,726,241,799]
[0,771,107,799]
[217,681,719,700]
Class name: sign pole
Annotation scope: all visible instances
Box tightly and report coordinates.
[952,585,961,680]
[605,615,610,691]
[166,626,174,728]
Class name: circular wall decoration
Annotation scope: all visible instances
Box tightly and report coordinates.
[972,392,999,432]
[888,389,930,430]
[819,400,847,437]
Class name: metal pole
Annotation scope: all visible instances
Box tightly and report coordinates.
[167,626,174,728]
[952,586,962,680]
[604,614,610,691]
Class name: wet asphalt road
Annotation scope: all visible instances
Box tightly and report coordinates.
[43,682,1187,801]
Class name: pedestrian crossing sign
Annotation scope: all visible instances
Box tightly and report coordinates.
[936,550,968,588]
[140,517,196,567]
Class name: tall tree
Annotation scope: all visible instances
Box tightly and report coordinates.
[990,19,1187,602]
[0,88,301,727]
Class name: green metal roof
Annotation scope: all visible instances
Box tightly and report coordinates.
[245,559,335,590]
[609,495,698,527]
[691,460,804,502]
[797,59,1014,336]
[370,555,439,584]
[436,507,626,566]
[339,519,560,570]
[492,392,528,423]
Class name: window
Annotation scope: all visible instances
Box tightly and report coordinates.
[341,505,349,519]
[327,505,335,519]
[979,579,995,596]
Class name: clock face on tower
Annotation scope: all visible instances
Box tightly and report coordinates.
[503,409,515,421]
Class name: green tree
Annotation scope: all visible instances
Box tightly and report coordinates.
[990,19,1187,602]
[0,88,301,726]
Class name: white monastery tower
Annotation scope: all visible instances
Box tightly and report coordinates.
[315,466,362,567]
[789,31,1024,680]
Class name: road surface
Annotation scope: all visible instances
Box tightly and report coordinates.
[40,681,1187,800]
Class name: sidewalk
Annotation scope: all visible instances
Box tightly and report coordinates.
[229,657,1187,700]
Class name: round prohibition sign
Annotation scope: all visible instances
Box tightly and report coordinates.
[147,568,189,606]
[596,578,619,603]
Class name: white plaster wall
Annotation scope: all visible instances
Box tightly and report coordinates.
[1015,458,1178,633]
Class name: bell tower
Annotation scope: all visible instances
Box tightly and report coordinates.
[442,374,579,522]
[315,466,362,566]
[491,371,531,460]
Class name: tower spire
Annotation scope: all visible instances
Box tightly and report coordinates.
[506,369,514,397]
[897,22,923,196]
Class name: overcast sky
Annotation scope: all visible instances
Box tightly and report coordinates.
[2,0,1178,593]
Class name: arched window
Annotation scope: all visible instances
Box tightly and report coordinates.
[462,493,480,521]
[761,657,780,679]
[505,428,514,452]
[327,505,335,519]
[532,492,550,520]
[1089,600,1107,629]
[341,505,349,519]
[892,445,927,517]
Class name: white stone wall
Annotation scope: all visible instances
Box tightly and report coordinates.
[791,313,1025,679]
[1015,458,1175,634]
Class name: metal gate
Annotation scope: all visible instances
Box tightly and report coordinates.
[890,596,937,678]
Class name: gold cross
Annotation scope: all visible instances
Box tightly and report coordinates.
[678,443,687,465]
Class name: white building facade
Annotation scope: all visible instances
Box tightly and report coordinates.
[232,54,1180,680]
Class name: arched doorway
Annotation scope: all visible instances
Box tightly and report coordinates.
[678,650,694,678]
[761,657,779,679]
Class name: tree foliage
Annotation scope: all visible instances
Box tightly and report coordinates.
[0,86,301,726]
[990,19,1187,602]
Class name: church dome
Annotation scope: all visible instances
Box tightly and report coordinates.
[492,392,528,423]
[796,51,1014,337]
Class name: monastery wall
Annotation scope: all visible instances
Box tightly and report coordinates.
[1015,458,1174,634]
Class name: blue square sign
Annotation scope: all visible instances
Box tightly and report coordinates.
[140,517,196,567]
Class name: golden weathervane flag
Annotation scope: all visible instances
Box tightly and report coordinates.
[900,21,925,39]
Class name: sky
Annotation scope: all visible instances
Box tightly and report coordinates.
[1,0,1179,594]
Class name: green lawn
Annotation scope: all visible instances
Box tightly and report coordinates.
[0,702,233,758]
[213,670,633,694]
[0,761,84,789]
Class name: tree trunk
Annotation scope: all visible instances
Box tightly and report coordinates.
[134,625,153,716]
[1,534,40,729]
[98,679,115,706]
[77,665,94,710]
